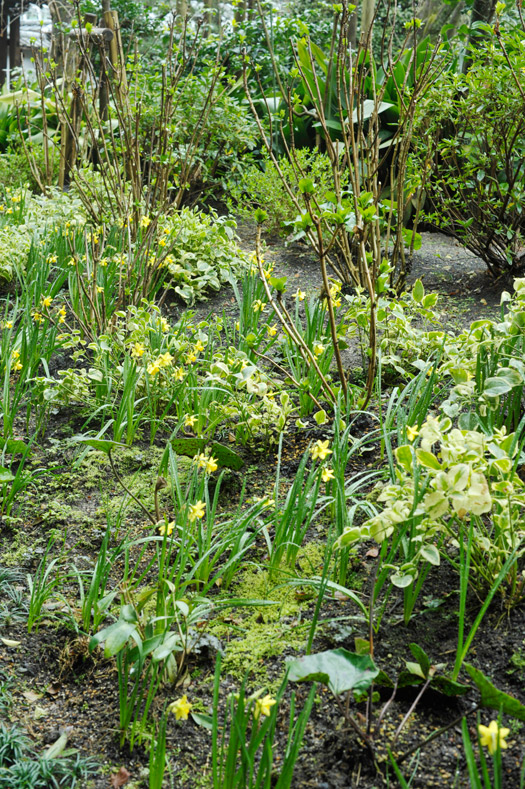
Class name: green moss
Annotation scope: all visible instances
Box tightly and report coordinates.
[210,542,328,683]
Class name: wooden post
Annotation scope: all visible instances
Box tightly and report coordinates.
[102,8,128,102]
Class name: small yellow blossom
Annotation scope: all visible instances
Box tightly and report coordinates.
[194,340,206,353]
[96,286,104,294]
[322,467,335,483]
[186,352,197,364]
[197,454,218,474]
[293,289,306,301]
[313,343,325,356]
[266,324,277,337]
[160,318,169,332]
[310,440,332,461]
[406,425,419,442]
[478,721,510,755]
[184,414,198,429]
[158,351,173,367]
[168,695,192,720]
[140,215,151,229]
[131,342,145,358]
[41,296,53,309]
[158,521,175,537]
[3,321,13,329]
[253,300,266,313]
[47,255,57,264]
[32,312,43,324]
[158,238,167,248]
[188,500,206,522]
[253,694,276,720]
[235,321,240,331]
[147,360,161,376]
[173,367,185,381]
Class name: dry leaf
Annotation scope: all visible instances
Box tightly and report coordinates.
[1,638,21,647]
[23,690,43,704]
[365,547,379,558]
[110,767,131,788]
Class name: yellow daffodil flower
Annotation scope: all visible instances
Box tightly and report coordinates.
[406,425,419,442]
[188,500,206,522]
[322,467,335,483]
[41,296,53,309]
[131,342,145,358]
[173,367,185,381]
[158,351,173,367]
[184,414,198,429]
[266,324,277,337]
[293,289,306,301]
[140,216,151,229]
[313,343,325,356]
[478,721,510,755]
[147,360,161,376]
[310,440,332,461]
[158,521,175,537]
[168,695,192,720]
[253,694,276,719]
[253,300,266,313]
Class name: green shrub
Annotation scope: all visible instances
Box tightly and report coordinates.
[228,149,344,234]
[413,23,525,276]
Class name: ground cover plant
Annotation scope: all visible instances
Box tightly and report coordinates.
[0,0,525,787]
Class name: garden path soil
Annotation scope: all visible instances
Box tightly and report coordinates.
[1,228,523,789]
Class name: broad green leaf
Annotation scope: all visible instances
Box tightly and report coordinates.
[91,621,137,657]
[191,712,213,730]
[464,664,525,720]
[170,438,244,470]
[390,571,415,588]
[288,648,379,695]
[412,278,425,303]
[0,467,15,483]
[74,436,125,455]
[416,450,441,470]
[406,661,426,679]
[409,643,431,677]
[395,444,413,473]
[0,437,28,454]
[420,544,441,566]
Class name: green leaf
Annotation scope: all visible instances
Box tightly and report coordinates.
[406,661,426,679]
[391,571,415,588]
[90,621,137,657]
[464,664,525,720]
[269,275,287,293]
[409,643,431,677]
[0,467,15,483]
[412,278,425,303]
[416,450,441,470]
[420,544,440,566]
[170,438,244,470]
[73,436,125,455]
[0,437,28,454]
[191,712,213,730]
[287,648,379,695]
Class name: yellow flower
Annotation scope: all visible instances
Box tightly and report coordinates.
[253,300,266,313]
[406,425,419,442]
[3,321,13,329]
[96,286,104,294]
[41,296,53,309]
[158,351,173,367]
[140,215,151,229]
[266,324,277,337]
[194,340,206,353]
[313,342,325,356]
[173,366,185,381]
[186,352,197,364]
[478,721,510,755]
[197,454,219,474]
[131,342,145,358]
[293,289,306,301]
[235,321,240,331]
[168,695,192,721]
[322,467,335,483]
[184,414,198,429]
[253,694,276,720]
[147,360,161,376]
[310,440,332,461]
[32,312,43,324]
[158,238,166,248]
[158,521,175,537]
[160,318,169,333]
[188,500,206,522]
[47,255,57,264]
